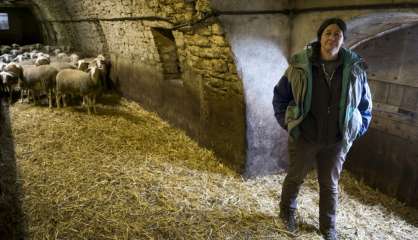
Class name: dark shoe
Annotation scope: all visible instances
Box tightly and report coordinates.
[279,210,297,232]
[320,228,338,240]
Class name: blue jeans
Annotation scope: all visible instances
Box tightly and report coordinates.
[280,136,347,230]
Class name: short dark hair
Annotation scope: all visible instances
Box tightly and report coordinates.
[317,18,347,40]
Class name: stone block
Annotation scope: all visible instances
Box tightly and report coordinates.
[174,2,185,10]
[210,35,228,47]
[187,34,210,47]
[211,60,228,73]
[211,22,224,35]
[195,59,212,70]
[196,27,212,36]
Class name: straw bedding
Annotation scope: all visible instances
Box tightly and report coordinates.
[0,95,417,239]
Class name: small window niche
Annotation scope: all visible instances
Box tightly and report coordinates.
[151,28,182,81]
[0,13,9,30]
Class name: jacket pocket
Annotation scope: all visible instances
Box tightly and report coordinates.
[285,101,300,125]
[285,101,303,135]
[346,108,362,142]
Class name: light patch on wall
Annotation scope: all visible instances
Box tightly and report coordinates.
[0,13,9,30]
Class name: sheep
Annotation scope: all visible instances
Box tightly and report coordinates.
[10,49,22,57]
[1,70,19,104]
[19,43,42,53]
[42,45,53,53]
[0,54,13,63]
[36,52,50,59]
[50,62,76,71]
[20,64,58,108]
[77,59,91,71]
[92,54,109,90]
[29,50,39,59]
[53,48,62,56]
[11,43,20,49]
[55,66,102,114]
[1,63,23,104]
[70,53,80,64]
[18,59,36,66]
[35,56,51,66]
[22,52,31,59]
[52,53,79,65]
[60,45,71,53]
[75,55,109,92]
[56,52,67,58]
[1,45,11,54]
[13,54,29,63]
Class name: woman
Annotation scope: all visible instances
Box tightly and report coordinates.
[272,18,372,240]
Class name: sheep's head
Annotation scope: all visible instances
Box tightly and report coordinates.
[35,57,50,66]
[0,71,15,84]
[88,66,101,85]
[77,60,89,72]
[0,71,6,84]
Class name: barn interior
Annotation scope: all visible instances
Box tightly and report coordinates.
[0,0,417,239]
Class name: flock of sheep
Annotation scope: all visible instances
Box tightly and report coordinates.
[0,43,108,114]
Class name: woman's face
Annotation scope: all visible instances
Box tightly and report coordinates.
[320,24,344,54]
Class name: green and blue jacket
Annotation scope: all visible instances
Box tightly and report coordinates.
[273,45,372,154]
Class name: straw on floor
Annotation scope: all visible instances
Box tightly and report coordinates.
[1,95,417,240]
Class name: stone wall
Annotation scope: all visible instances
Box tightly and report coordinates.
[34,0,246,171]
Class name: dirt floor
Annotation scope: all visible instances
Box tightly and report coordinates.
[0,95,417,240]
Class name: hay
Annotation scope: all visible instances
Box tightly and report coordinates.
[1,94,417,239]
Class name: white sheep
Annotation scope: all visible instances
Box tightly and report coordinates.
[53,48,62,56]
[20,64,58,107]
[13,54,29,63]
[50,62,76,71]
[77,59,91,71]
[55,66,102,114]
[0,62,6,71]
[4,62,23,80]
[0,54,12,63]
[1,63,23,104]
[1,71,19,104]
[35,56,51,66]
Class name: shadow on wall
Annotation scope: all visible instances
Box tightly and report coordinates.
[0,100,26,239]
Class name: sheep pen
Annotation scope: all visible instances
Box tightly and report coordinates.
[0,95,417,240]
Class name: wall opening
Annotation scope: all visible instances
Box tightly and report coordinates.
[0,12,9,30]
[151,28,182,81]
[0,7,43,45]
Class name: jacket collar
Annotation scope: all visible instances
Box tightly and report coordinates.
[290,45,364,70]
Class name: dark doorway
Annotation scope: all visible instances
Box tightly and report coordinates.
[0,7,43,45]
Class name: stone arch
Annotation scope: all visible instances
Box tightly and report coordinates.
[341,12,418,208]
[345,12,418,49]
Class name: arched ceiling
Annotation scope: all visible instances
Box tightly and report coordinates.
[347,12,418,49]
